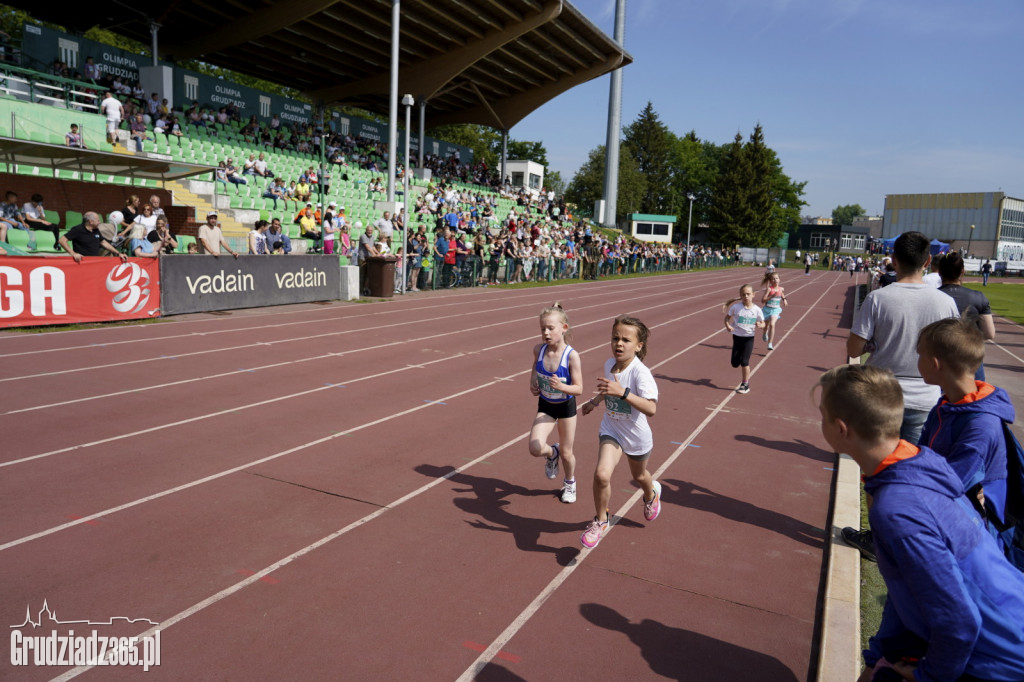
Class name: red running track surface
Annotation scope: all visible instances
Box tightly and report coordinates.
[3,269,1020,680]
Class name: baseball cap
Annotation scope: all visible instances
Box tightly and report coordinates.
[207,211,217,218]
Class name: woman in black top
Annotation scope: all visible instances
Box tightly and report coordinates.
[938,252,995,380]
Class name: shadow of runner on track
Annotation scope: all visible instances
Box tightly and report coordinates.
[474,664,529,682]
[416,464,645,566]
[986,363,1024,373]
[653,374,728,391]
[662,479,826,550]
[578,603,799,682]
[733,434,836,464]
[837,282,860,329]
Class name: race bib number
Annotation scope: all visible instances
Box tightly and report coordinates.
[537,372,563,401]
[604,395,631,420]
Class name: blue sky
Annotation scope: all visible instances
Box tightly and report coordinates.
[512,0,1023,219]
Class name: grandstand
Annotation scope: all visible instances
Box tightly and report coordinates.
[1,0,631,262]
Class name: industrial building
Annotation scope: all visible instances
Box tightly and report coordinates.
[882,192,1024,261]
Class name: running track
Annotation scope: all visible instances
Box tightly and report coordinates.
[3,269,1022,681]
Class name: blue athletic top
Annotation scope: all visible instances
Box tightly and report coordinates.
[535,343,574,403]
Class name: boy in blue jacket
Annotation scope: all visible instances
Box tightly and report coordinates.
[817,365,1024,681]
[917,317,1013,541]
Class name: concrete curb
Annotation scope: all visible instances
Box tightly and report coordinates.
[817,452,863,681]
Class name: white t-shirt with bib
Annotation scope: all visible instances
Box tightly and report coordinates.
[598,355,658,455]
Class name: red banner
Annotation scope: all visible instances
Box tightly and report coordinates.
[0,257,161,328]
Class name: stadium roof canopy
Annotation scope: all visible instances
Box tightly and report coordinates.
[14,0,631,131]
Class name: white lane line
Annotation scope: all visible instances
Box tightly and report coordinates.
[42,274,834,682]
[42,282,755,681]
[47,432,531,682]
[0,290,743,545]
[990,339,1024,364]
[2,277,742,415]
[0,272,739,382]
[454,272,843,681]
[0,271,734,359]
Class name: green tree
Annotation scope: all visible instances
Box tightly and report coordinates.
[708,133,756,247]
[545,169,565,197]
[832,203,865,227]
[564,144,645,225]
[426,124,501,167]
[623,102,673,213]
[506,139,549,168]
[744,124,776,246]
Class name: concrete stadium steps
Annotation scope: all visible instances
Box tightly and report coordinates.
[166,180,247,238]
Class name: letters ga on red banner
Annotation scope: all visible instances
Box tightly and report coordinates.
[0,258,161,328]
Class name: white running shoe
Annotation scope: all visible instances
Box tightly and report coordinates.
[560,480,576,503]
[545,443,560,479]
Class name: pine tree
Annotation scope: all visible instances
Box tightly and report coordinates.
[709,133,755,247]
[623,103,673,214]
[744,124,775,247]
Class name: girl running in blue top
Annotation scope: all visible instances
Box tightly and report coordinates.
[760,271,787,351]
[529,303,583,503]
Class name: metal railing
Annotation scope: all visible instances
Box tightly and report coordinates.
[0,63,100,113]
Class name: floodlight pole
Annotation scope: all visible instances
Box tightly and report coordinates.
[418,98,426,169]
[402,93,415,295]
[386,0,400,203]
[686,193,695,269]
[967,223,975,259]
[150,23,160,66]
[501,130,508,188]
[601,0,626,229]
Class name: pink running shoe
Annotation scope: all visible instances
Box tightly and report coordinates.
[644,481,662,521]
[581,517,608,548]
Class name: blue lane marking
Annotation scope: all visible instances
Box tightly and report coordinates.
[823,467,835,471]
[160,355,177,359]
[424,400,447,406]
[325,383,346,388]
[237,368,256,373]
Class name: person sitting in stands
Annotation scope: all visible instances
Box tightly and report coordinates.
[224,159,247,187]
[130,113,149,152]
[254,153,272,178]
[22,194,61,251]
[297,206,321,252]
[243,154,258,176]
[66,123,84,148]
[263,178,286,210]
[148,215,177,254]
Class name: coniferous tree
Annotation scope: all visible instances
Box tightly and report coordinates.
[744,124,775,246]
[708,133,755,247]
[623,102,673,214]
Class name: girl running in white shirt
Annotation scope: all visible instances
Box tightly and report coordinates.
[579,315,661,549]
[724,284,766,394]
[529,303,582,503]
